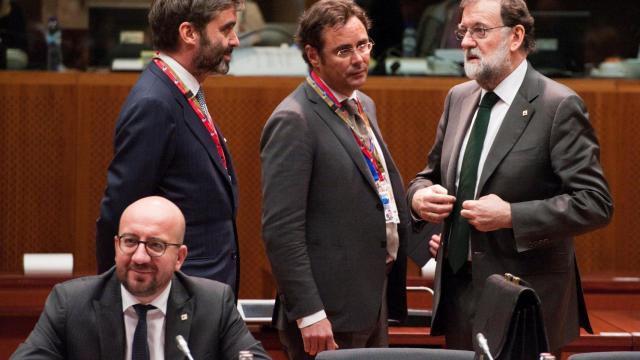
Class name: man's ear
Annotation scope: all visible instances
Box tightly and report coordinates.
[174,245,188,271]
[305,44,321,68]
[510,24,525,52]
[177,21,199,47]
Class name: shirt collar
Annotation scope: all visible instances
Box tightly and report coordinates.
[481,59,527,106]
[121,280,172,315]
[329,86,358,104]
[157,52,201,96]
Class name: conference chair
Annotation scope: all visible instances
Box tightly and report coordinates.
[568,352,640,360]
[316,348,475,360]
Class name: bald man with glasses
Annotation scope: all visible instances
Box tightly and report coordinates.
[12,197,270,360]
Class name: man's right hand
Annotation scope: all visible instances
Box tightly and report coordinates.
[300,318,338,356]
[411,185,456,223]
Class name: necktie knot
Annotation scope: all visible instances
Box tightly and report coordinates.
[341,98,371,147]
[195,88,210,116]
[133,303,156,317]
[479,91,500,109]
[341,98,359,117]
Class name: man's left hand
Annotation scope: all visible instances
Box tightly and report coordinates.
[460,194,512,232]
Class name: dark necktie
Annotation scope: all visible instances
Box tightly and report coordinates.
[447,91,500,273]
[132,304,156,360]
[342,99,372,149]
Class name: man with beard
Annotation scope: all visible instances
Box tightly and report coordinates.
[407,0,613,352]
[96,0,243,296]
[12,197,270,360]
[260,1,409,358]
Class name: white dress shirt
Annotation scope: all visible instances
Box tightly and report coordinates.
[122,282,172,360]
[455,60,528,195]
[157,52,201,98]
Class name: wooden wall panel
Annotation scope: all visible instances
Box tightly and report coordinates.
[0,72,638,299]
[0,73,77,272]
[74,73,139,273]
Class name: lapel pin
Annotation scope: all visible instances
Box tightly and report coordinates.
[181,313,188,321]
[522,110,528,116]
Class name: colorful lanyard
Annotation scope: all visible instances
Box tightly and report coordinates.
[306,71,385,182]
[152,57,228,170]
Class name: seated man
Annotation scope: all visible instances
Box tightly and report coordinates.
[12,196,270,360]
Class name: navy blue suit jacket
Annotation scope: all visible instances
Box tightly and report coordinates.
[96,62,240,294]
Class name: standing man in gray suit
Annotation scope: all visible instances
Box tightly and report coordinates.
[407,0,613,352]
[260,1,408,359]
[12,196,269,360]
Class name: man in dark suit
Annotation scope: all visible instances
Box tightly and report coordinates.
[407,0,613,352]
[260,1,408,359]
[12,196,269,360]
[96,0,242,294]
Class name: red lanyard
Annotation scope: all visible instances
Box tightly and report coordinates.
[153,58,228,170]
[307,71,384,181]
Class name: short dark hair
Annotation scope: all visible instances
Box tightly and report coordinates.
[295,0,371,66]
[460,0,536,53]
[149,0,242,53]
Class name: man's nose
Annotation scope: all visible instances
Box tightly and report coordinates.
[460,32,476,50]
[131,243,151,263]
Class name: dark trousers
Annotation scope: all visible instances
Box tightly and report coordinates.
[441,260,476,350]
[278,278,389,360]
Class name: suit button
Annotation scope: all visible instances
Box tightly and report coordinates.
[376,203,383,211]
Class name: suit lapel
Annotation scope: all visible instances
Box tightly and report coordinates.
[477,66,539,193]
[95,273,126,360]
[150,64,233,188]
[304,84,378,192]
[164,276,194,360]
[445,87,482,192]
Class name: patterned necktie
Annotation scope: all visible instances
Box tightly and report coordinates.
[447,91,500,273]
[195,88,228,170]
[342,98,372,149]
[195,88,211,119]
[132,304,156,360]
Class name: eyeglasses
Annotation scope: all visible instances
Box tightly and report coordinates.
[117,235,181,257]
[454,25,511,41]
[335,40,375,58]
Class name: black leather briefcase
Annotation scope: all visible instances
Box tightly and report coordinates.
[473,273,550,360]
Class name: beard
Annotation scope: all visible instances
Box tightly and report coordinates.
[117,262,161,298]
[464,33,512,88]
[194,31,233,75]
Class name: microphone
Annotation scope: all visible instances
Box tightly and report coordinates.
[476,332,494,360]
[176,335,195,360]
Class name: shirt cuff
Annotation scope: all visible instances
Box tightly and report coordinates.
[297,310,327,328]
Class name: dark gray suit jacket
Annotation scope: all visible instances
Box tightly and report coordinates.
[11,269,269,360]
[260,81,408,332]
[96,62,240,294]
[407,64,613,351]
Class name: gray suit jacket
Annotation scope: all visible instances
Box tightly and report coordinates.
[407,64,613,351]
[260,81,408,332]
[11,269,269,360]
